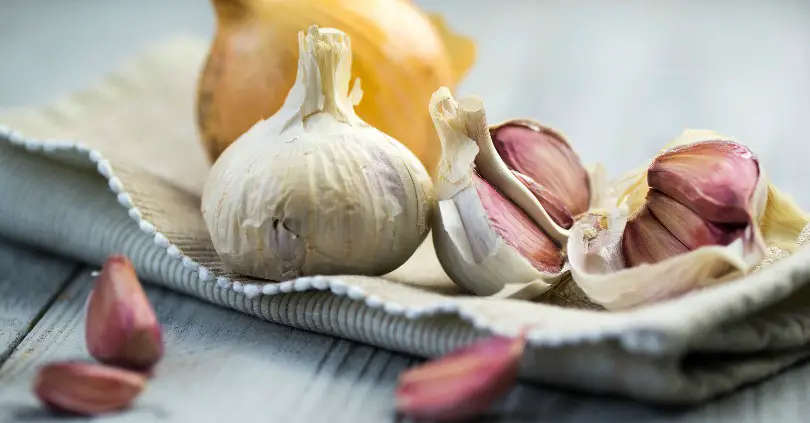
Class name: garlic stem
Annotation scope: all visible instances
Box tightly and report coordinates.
[297,26,359,123]
[430,87,479,198]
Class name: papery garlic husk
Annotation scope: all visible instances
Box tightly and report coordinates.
[429,87,569,296]
[568,129,810,310]
[201,26,434,280]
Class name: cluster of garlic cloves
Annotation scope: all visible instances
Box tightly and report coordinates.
[568,130,809,310]
[33,255,163,416]
[429,87,593,296]
[622,140,763,266]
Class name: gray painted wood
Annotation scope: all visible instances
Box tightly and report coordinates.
[3,251,810,422]
[0,239,77,366]
[0,267,417,423]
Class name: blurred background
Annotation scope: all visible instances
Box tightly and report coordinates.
[2,0,809,207]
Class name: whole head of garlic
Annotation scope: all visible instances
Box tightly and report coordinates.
[201,25,434,281]
[567,129,810,310]
[428,88,594,296]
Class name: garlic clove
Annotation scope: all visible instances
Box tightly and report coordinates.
[490,121,591,216]
[86,255,164,371]
[511,170,574,229]
[622,190,749,267]
[568,129,776,310]
[33,361,146,416]
[475,174,564,273]
[646,190,744,250]
[396,335,524,421]
[648,141,760,224]
[621,204,691,266]
[430,87,568,296]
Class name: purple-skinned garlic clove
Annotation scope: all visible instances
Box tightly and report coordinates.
[490,122,590,216]
[511,170,574,229]
[33,361,147,416]
[647,140,759,224]
[474,173,564,273]
[85,255,164,371]
[396,335,525,421]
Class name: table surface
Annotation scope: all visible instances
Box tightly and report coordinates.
[3,1,810,422]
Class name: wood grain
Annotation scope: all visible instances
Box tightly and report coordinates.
[3,257,810,422]
[0,268,416,423]
[0,239,77,366]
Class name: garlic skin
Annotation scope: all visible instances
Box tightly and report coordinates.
[201,26,433,280]
[34,361,146,415]
[489,121,591,222]
[429,87,567,296]
[396,335,525,421]
[86,255,164,371]
[567,129,810,310]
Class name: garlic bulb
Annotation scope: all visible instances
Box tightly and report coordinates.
[568,129,810,310]
[201,26,434,280]
[197,0,476,172]
[428,87,586,296]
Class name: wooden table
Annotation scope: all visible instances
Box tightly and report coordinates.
[4,237,810,422]
[3,1,810,421]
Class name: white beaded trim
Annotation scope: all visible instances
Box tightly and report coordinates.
[8,125,808,354]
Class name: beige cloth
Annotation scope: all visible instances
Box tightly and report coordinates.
[3,37,810,404]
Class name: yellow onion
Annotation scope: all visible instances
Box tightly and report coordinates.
[197,0,476,173]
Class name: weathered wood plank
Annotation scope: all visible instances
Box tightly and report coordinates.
[2,260,810,422]
[0,239,78,366]
[0,269,416,423]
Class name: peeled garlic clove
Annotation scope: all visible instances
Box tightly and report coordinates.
[201,26,434,280]
[430,87,567,296]
[568,129,775,310]
[396,335,524,421]
[33,361,146,415]
[86,255,164,371]
[490,121,591,216]
[511,170,574,229]
[648,141,759,224]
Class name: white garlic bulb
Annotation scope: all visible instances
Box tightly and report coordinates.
[201,26,434,280]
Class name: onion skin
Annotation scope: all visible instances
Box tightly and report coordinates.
[197,0,476,173]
